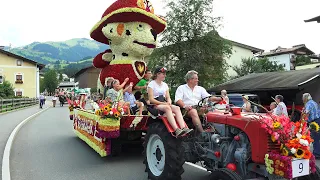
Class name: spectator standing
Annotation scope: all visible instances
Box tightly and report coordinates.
[39,93,45,108]
[302,93,320,158]
[274,95,288,117]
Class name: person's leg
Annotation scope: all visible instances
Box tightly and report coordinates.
[170,105,186,128]
[188,109,204,132]
[156,105,179,130]
[312,119,320,157]
[137,102,143,115]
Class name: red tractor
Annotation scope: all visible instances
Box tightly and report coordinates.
[143,96,320,180]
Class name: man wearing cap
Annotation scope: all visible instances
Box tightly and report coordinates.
[175,70,223,133]
[274,95,288,117]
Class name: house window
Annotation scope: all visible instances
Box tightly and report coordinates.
[17,59,23,66]
[15,91,22,97]
[282,64,286,67]
[15,74,23,84]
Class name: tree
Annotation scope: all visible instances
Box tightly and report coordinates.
[148,0,232,93]
[40,78,45,93]
[0,81,15,98]
[43,69,58,94]
[59,73,63,81]
[295,55,311,66]
[233,57,284,78]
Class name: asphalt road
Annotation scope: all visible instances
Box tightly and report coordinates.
[2,103,319,180]
[9,105,211,180]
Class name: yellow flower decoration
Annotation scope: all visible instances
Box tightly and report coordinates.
[95,110,100,115]
[279,171,284,176]
[280,144,284,150]
[309,122,320,132]
[281,148,289,156]
[271,135,276,142]
[114,112,121,118]
[275,160,280,165]
[294,148,305,159]
[273,122,281,129]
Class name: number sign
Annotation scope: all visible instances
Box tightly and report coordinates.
[292,159,309,178]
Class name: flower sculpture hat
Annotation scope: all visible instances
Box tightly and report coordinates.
[90,0,166,44]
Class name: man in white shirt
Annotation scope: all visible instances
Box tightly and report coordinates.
[175,70,222,132]
[273,95,288,117]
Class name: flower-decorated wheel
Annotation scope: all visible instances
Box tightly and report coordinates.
[143,122,185,180]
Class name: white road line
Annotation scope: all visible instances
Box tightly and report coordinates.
[2,107,50,180]
[185,162,209,172]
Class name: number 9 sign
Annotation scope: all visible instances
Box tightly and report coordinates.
[292,159,309,178]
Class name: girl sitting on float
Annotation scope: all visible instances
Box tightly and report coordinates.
[106,78,132,115]
[147,67,193,137]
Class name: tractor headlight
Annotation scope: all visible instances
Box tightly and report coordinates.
[211,134,221,144]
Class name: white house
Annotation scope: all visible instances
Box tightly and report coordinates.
[257,44,314,71]
[225,40,264,77]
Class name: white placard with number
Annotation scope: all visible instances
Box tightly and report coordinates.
[292,159,309,178]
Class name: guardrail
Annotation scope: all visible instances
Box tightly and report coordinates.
[0,98,39,113]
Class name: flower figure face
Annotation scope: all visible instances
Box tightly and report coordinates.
[102,22,157,59]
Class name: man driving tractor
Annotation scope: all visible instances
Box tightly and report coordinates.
[175,70,223,133]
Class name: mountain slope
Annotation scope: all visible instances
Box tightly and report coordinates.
[9,38,109,64]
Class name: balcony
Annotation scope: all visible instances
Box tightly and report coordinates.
[15,80,23,84]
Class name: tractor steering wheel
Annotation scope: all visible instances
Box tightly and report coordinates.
[197,96,212,108]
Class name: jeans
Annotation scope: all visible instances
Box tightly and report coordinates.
[311,118,320,156]
[39,99,45,108]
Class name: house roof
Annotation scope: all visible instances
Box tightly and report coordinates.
[72,65,94,78]
[305,15,320,23]
[257,44,314,57]
[58,81,76,87]
[0,49,45,70]
[227,39,264,54]
[209,68,320,93]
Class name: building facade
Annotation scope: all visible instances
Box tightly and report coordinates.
[226,40,264,77]
[73,66,100,89]
[0,49,44,98]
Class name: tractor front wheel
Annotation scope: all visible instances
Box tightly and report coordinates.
[143,122,185,180]
[209,168,243,180]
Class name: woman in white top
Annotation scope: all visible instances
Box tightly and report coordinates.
[147,67,193,137]
[241,95,252,112]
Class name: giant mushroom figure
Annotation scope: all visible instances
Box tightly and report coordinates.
[90,0,166,93]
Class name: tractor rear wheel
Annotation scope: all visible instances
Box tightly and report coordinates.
[209,168,243,180]
[143,122,185,180]
[297,165,320,180]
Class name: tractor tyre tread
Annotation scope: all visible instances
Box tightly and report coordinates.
[143,122,185,180]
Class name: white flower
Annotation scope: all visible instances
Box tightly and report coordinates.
[291,148,297,154]
[110,111,113,115]
[299,139,309,146]
[299,129,302,133]
[296,133,302,139]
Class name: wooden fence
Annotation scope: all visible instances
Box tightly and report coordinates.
[0,98,39,113]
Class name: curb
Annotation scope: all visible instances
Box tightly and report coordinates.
[2,106,50,180]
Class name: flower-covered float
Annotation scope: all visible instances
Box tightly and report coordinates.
[255,111,320,179]
[70,0,166,157]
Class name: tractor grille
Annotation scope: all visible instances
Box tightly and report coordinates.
[267,137,281,152]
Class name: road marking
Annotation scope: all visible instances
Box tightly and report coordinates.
[185,162,209,172]
[2,107,50,180]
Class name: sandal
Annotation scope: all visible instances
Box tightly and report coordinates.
[181,127,194,135]
[174,128,184,137]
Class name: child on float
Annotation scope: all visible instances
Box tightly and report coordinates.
[106,78,131,115]
[124,84,144,115]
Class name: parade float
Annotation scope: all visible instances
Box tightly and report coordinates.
[70,0,166,157]
[68,0,320,179]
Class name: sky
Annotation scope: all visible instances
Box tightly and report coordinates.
[0,0,319,53]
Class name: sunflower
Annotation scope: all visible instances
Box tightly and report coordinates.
[104,106,112,113]
[294,148,305,159]
[273,122,281,129]
[279,171,284,177]
[114,112,121,118]
[309,122,320,132]
[95,110,100,115]
[303,150,312,159]
[281,147,289,156]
